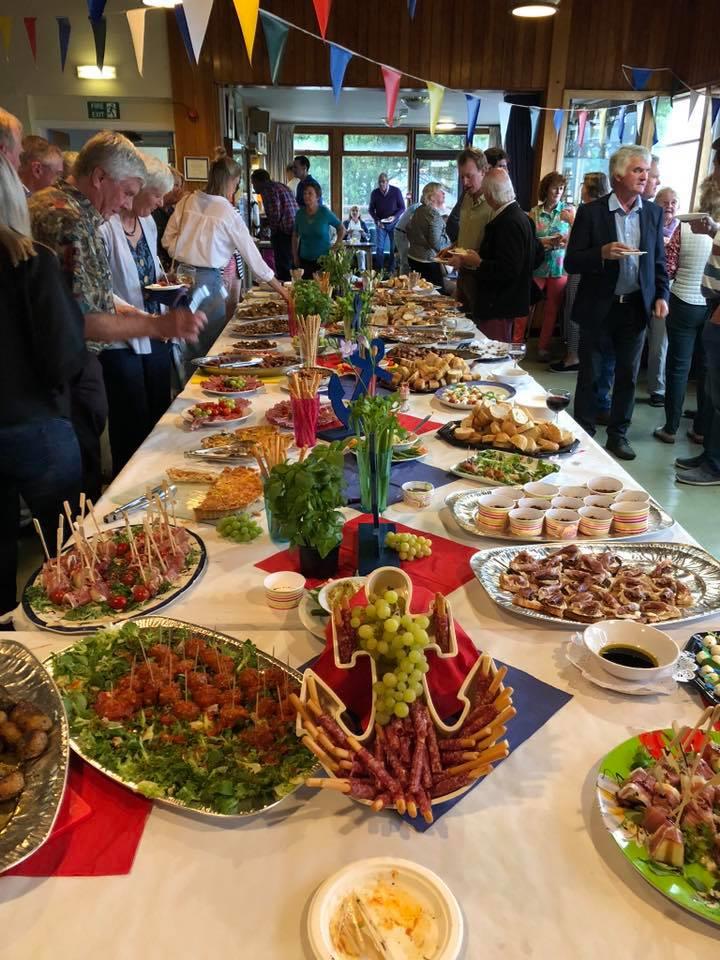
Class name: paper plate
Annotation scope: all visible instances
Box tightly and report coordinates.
[307,857,464,960]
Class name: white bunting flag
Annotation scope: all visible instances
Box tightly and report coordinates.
[182,0,215,63]
[126,9,146,76]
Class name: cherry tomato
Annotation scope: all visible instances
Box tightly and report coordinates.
[132,585,150,603]
[49,588,66,605]
[121,571,136,587]
[109,595,127,611]
[116,542,130,556]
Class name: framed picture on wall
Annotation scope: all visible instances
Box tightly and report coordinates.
[184,156,209,182]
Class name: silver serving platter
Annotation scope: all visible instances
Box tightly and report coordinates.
[45,617,314,819]
[448,459,560,487]
[0,640,69,872]
[471,541,720,628]
[447,489,674,542]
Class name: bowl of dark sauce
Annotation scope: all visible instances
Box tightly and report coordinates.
[583,620,679,682]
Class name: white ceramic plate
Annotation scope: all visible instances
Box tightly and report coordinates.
[317,576,366,613]
[298,592,329,640]
[435,380,516,410]
[677,213,706,222]
[307,857,464,960]
[201,386,262,398]
[180,410,252,430]
[145,283,184,291]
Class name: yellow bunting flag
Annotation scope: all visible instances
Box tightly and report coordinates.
[0,17,12,58]
[426,82,445,136]
[233,0,260,62]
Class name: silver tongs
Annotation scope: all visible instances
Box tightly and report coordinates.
[103,484,176,524]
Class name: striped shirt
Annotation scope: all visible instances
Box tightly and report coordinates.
[672,225,712,306]
[701,237,720,302]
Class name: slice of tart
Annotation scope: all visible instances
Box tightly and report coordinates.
[192,466,264,521]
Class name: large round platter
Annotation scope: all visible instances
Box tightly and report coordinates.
[45,618,316,819]
[22,528,208,634]
[180,409,252,429]
[447,489,673,542]
[596,730,720,926]
[307,857,464,960]
[0,639,69,872]
[435,379,516,409]
[438,419,579,458]
[470,541,720,628]
[192,354,262,370]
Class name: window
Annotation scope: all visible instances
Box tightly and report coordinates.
[561,100,642,203]
[341,156,409,218]
[416,156,460,210]
[343,133,407,152]
[654,95,704,212]
[415,133,467,151]
[306,156,331,206]
[294,132,329,152]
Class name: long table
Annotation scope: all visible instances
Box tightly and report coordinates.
[2,312,718,958]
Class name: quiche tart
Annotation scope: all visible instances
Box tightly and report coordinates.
[193,466,264,521]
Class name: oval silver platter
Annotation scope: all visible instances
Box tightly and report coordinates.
[0,639,69,872]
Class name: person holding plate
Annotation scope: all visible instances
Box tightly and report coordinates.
[369,172,405,272]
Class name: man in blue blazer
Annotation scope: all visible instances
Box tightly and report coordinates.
[565,146,669,460]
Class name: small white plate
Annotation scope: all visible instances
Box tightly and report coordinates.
[317,576,366,613]
[180,411,252,430]
[565,633,695,696]
[298,592,328,640]
[307,857,464,960]
[145,283,184,291]
[618,250,647,256]
[677,213,706,222]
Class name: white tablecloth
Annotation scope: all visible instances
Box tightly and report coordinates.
[2,316,719,958]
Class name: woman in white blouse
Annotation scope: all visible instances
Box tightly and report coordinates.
[163,149,290,370]
[100,154,178,476]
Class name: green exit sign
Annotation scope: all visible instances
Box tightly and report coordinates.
[87,101,120,120]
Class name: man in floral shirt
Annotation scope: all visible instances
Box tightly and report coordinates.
[30,131,205,498]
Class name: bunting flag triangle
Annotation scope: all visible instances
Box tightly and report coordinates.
[312,0,333,39]
[498,101,512,147]
[576,109,588,147]
[407,0,418,16]
[87,0,107,20]
[260,12,289,85]
[23,17,37,63]
[0,17,11,59]
[465,94,481,145]
[126,9,146,76]
[528,106,541,147]
[57,17,71,72]
[630,67,652,91]
[552,108,564,136]
[426,82,445,136]
[329,44,352,102]
[382,66,402,127]
[688,89,700,119]
[232,0,260,62]
[617,105,627,143]
[650,97,659,145]
[597,107,607,144]
[182,0,215,63]
[174,5,196,64]
[90,16,107,71]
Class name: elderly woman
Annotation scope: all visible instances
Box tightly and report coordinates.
[0,154,85,613]
[550,171,609,372]
[343,204,370,271]
[407,182,449,285]
[529,171,574,361]
[164,149,290,372]
[652,186,713,445]
[292,182,345,278]
[99,154,179,475]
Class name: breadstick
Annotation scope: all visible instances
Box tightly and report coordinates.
[302,734,340,772]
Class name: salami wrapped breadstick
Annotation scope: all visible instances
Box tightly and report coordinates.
[425,715,443,775]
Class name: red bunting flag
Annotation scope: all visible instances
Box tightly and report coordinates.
[312,0,332,39]
[24,17,37,62]
[576,109,588,147]
[382,66,402,127]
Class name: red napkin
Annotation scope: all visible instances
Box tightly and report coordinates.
[315,353,343,369]
[257,515,477,594]
[397,413,443,436]
[311,582,480,731]
[5,756,151,878]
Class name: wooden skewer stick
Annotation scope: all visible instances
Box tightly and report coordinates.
[32,519,51,562]
[56,515,64,575]
[85,499,104,539]
[124,514,148,584]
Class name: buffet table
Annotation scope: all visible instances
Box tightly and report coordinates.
[1,314,718,959]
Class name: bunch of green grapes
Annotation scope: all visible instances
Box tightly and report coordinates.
[385,531,432,562]
[216,512,263,543]
[351,588,431,725]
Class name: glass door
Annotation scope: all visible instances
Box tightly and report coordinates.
[414,153,460,211]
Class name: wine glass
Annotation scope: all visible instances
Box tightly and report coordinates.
[507,341,526,368]
[176,264,196,289]
[546,388,572,423]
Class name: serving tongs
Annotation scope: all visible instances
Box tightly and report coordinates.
[103,484,177,524]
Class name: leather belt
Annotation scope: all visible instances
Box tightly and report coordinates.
[614,292,640,304]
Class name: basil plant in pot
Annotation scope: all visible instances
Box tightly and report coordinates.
[263,442,347,579]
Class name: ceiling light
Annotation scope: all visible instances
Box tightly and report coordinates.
[76,65,117,79]
[511,1,559,17]
[436,121,457,131]
[143,0,181,7]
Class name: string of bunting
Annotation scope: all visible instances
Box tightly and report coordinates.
[1,2,717,147]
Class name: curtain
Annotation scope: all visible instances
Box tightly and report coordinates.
[269,122,295,182]
[504,93,542,212]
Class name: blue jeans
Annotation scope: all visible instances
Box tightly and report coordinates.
[0,417,82,613]
[662,293,707,435]
[374,222,395,272]
[701,313,720,473]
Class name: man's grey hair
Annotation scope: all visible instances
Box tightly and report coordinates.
[0,108,21,155]
[609,145,651,180]
[75,131,146,184]
[20,135,63,170]
[0,153,31,237]
[138,152,173,195]
[484,168,515,206]
[651,153,660,164]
